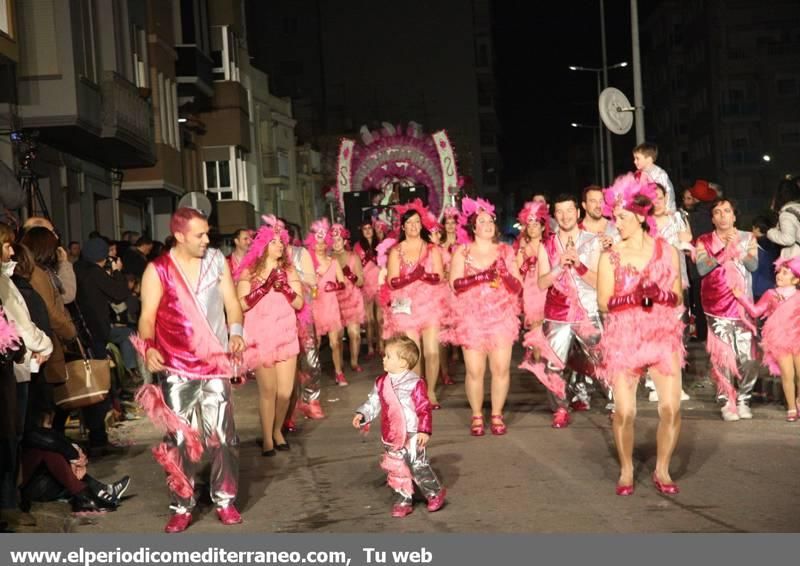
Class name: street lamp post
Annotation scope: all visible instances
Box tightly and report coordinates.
[569,62,627,186]
[571,122,600,186]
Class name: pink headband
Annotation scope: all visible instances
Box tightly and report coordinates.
[233,215,289,279]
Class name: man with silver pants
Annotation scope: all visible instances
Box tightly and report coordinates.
[695,198,759,422]
[521,194,606,428]
[135,208,245,533]
[291,244,325,419]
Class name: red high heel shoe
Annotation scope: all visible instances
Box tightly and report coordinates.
[652,473,679,495]
[490,414,507,435]
[615,484,634,496]
[441,372,455,386]
[470,415,485,437]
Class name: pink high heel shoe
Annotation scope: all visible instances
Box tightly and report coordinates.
[652,473,679,495]
[490,414,507,435]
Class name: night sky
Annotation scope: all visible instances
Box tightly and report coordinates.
[494,0,655,183]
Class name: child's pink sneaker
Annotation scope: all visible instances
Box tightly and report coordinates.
[426,488,447,512]
[391,504,413,518]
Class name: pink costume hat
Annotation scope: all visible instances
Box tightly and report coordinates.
[775,256,800,279]
[602,172,658,235]
[457,197,496,243]
[233,215,289,279]
[517,200,551,237]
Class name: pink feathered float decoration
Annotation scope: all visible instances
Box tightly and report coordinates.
[602,173,658,235]
[233,215,289,280]
[457,197,496,244]
[517,201,551,237]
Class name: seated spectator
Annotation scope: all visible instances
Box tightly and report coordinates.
[20,420,129,513]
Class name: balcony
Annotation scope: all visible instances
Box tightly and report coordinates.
[176,45,214,104]
[100,71,156,168]
[262,150,290,185]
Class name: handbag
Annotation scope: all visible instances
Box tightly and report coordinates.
[53,338,111,411]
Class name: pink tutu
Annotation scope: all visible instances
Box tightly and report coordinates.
[450,244,521,352]
[313,262,343,336]
[597,238,685,386]
[361,261,380,302]
[762,292,800,375]
[243,291,300,369]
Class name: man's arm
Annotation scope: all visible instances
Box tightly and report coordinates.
[298,248,317,287]
[536,242,556,290]
[219,257,244,330]
[138,263,165,372]
[742,234,758,273]
[694,240,719,277]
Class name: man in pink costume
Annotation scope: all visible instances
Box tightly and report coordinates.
[695,198,759,422]
[522,193,605,428]
[134,207,245,532]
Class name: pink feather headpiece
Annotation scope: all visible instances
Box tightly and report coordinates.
[372,218,390,234]
[457,197,496,243]
[775,256,800,279]
[330,223,350,241]
[304,218,334,250]
[517,201,551,235]
[233,215,289,278]
[602,173,658,234]
[394,199,436,230]
[442,206,460,220]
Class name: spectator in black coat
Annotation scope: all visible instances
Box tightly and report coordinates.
[121,236,153,280]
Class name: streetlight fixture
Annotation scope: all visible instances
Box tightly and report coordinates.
[571,123,601,184]
[569,61,628,185]
[763,154,772,162]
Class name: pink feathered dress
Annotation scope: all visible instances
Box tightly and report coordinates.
[597,238,685,385]
[355,242,380,302]
[450,243,521,352]
[382,243,448,339]
[520,247,546,327]
[243,272,300,369]
[313,259,343,336]
[336,252,366,326]
[739,288,800,375]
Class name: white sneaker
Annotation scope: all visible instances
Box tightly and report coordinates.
[680,389,690,401]
[648,390,659,402]
[721,405,740,422]
[737,403,753,419]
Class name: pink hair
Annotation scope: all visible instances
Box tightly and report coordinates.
[169,207,207,236]
[233,215,289,279]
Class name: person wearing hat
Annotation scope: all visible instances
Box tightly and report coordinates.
[74,238,137,427]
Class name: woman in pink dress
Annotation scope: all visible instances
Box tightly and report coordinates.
[305,219,347,386]
[734,257,800,421]
[331,224,366,373]
[236,216,304,456]
[385,200,448,407]
[596,174,684,496]
[428,219,456,386]
[515,201,550,328]
[449,198,522,436]
[354,221,382,358]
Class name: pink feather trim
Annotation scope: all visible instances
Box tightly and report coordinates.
[152,443,194,499]
[136,384,203,462]
[376,237,397,268]
[706,331,739,407]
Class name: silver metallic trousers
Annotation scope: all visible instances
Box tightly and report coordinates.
[706,315,760,405]
[298,316,322,403]
[385,437,443,505]
[541,317,607,410]
[162,376,239,513]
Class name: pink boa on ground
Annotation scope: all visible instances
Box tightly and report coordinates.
[706,331,739,407]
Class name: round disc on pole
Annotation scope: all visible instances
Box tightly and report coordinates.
[599,87,634,135]
[177,192,213,216]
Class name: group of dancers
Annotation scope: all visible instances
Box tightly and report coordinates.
[131,161,800,530]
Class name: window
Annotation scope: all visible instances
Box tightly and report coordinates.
[779,123,800,146]
[777,76,799,97]
[77,0,99,83]
[0,0,11,37]
[205,160,233,200]
[132,25,148,88]
[211,25,239,82]
[180,0,196,44]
